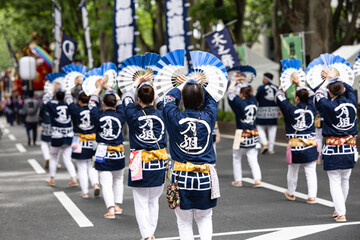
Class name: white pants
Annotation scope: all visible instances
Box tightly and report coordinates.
[99,170,124,209]
[49,145,76,178]
[327,169,352,216]
[257,125,277,151]
[287,161,317,198]
[315,128,323,155]
[174,208,213,240]
[132,185,164,239]
[76,159,99,194]
[41,141,50,161]
[233,148,261,182]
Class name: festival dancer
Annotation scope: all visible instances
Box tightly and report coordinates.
[39,92,52,168]
[256,73,279,154]
[89,78,126,219]
[23,90,39,146]
[275,75,318,204]
[163,76,219,240]
[314,71,358,222]
[44,87,78,186]
[122,73,167,240]
[228,76,262,188]
[65,90,100,198]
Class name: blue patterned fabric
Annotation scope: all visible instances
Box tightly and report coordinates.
[256,83,278,125]
[314,83,358,170]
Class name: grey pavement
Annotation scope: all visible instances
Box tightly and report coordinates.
[1,118,360,240]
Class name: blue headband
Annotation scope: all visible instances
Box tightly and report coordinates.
[56,88,65,93]
[78,90,84,95]
[239,83,251,89]
[329,77,342,84]
[105,89,116,95]
[185,79,199,85]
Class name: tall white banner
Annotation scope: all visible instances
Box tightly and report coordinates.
[53,0,62,72]
[80,0,93,69]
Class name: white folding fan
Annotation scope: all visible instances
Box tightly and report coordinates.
[306,53,354,89]
[153,49,186,100]
[102,62,118,89]
[353,52,360,77]
[280,59,306,92]
[62,64,88,91]
[189,51,228,102]
[82,67,103,96]
[117,55,145,93]
[45,72,65,93]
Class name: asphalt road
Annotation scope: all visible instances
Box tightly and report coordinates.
[1,118,360,240]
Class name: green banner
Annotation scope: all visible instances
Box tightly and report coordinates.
[281,34,304,67]
[235,45,246,65]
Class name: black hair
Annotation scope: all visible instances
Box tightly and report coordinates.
[103,94,117,107]
[55,91,65,101]
[328,81,344,97]
[182,83,204,110]
[138,85,154,105]
[264,72,273,80]
[78,91,90,104]
[240,86,253,99]
[295,89,309,103]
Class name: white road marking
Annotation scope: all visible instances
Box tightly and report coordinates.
[0,150,42,158]
[15,143,27,153]
[221,134,287,147]
[8,134,16,141]
[3,128,9,134]
[157,221,360,240]
[53,191,94,228]
[28,159,46,174]
[242,177,334,207]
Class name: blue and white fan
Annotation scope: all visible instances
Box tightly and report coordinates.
[45,73,65,94]
[143,53,161,72]
[101,62,118,89]
[153,49,185,100]
[228,65,256,83]
[62,64,88,90]
[189,51,228,101]
[117,55,145,93]
[306,53,354,89]
[82,67,103,96]
[353,52,360,77]
[280,59,306,91]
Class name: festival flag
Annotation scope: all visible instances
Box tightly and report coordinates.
[4,36,18,70]
[80,0,93,69]
[280,33,305,68]
[53,0,62,72]
[113,0,137,68]
[164,0,192,71]
[59,32,78,71]
[205,27,240,70]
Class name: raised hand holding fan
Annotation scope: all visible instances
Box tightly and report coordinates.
[153,49,185,100]
[189,51,228,102]
[306,53,354,89]
[280,59,306,92]
[62,64,87,90]
[45,73,65,93]
[82,67,103,96]
[117,55,145,93]
[101,62,118,89]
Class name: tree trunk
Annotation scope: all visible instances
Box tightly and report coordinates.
[234,0,245,43]
[98,2,110,63]
[272,0,282,63]
[308,0,332,59]
[154,0,165,52]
